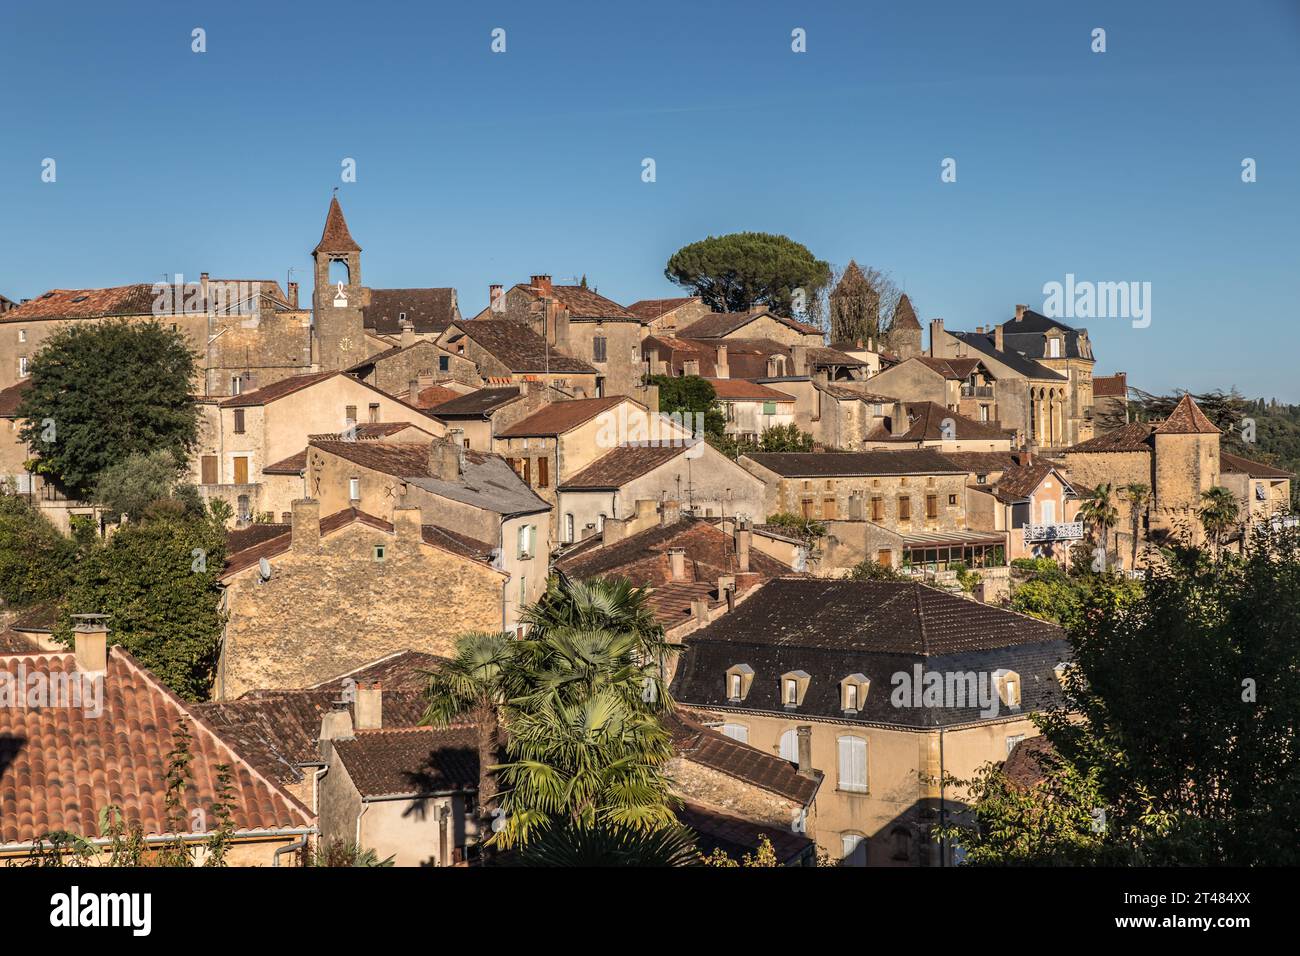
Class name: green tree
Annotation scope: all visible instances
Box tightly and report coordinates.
[15,319,199,497]
[757,423,814,452]
[1122,482,1150,571]
[650,375,727,438]
[0,490,80,607]
[93,449,188,520]
[423,575,677,850]
[54,505,227,699]
[664,232,831,319]
[1010,573,1084,629]
[1077,483,1119,570]
[848,559,906,581]
[1198,486,1240,558]
[514,820,700,867]
[948,530,1300,865]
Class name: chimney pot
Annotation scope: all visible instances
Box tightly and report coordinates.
[71,613,109,672]
[1015,304,1027,322]
[287,281,299,309]
[796,725,815,777]
[355,681,383,730]
[661,499,682,527]
[668,547,687,581]
[994,324,1005,352]
[735,519,752,572]
[530,275,553,296]
[291,498,321,552]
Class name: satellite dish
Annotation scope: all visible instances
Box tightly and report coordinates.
[258,557,272,581]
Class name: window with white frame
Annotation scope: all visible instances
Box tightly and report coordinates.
[18,357,28,377]
[784,678,798,705]
[729,673,742,700]
[1006,733,1026,756]
[348,477,360,501]
[838,735,867,792]
[517,524,533,558]
[840,833,866,867]
[720,723,749,744]
[564,513,574,543]
[779,728,798,762]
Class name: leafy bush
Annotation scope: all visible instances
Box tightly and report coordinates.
[0,490,79,607]
[765,511,826,538]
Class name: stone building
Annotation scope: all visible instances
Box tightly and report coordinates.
[624,296,712,334]
[882,293,923,360]
[676,309,825,347]
[866,356,1003,427]
[216,501,505,698]
[670,577,1069,865]
[863,401,1014,453]
[995,305,1096,444]
[437,319,600,398]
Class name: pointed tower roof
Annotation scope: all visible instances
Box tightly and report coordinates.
[1154,394,1220,435]
[313,195,361,255]
[891,293,920,330]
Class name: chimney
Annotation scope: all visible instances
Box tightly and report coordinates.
[291,498,321,553]
[668,547,687,582]
[975,325,984,334]
[791,345,808,376]
[735,518,752,572]
[691,597,710,626]
[408,378,421,403]
[994,324,1005,352]
[602,516,630,545]
[200,272,210,304]
[928,318,944,357]
[890,401,910,437]
[661,499,681,527]
[715,343,729,377]
[393,504,422,551]
[796,726,815,777]
[530,274,553,296]
[287,281,299,308]
[355,681,383,730]
[717,574,736,601]
[71,613,109,672]
[489,283,503,304]
[1014,303,1027,323]
[428,439,461,481]
[399,318,416,347]
[318,702,355,761]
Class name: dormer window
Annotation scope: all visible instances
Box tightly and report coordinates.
[993,668,1022,710]
[780,670,811,709]
[840,673,869,714]
[725,664,754,702]
[1053,661,1074,687]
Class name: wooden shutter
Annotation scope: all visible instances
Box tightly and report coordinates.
[233,409,245,434]
[538,456,549,488]
[233,456,249,484]
[201,456,217,485]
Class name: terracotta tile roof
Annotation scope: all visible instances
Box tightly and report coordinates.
[449,320,596,373]
[548,285,636,320]
[363,288,457,335]
[495,396,627,437]
[990,459,1067,503]
[1220,451,1294,479]
[0,647,313,846]
[413,383,462,409]
[1153,394,1221,435]
[554,515,792,585]
[195,652,442,787]
[705,379,795,402]
[891,293,921,330]
[1064,422,1155,454]
[427,386,521,418]
[644,581,727,627]
[939,451,1022,475]
[625,297,699,320]
[0,629,37,654]
[678,310,822,340]
[313,195,361,254]
[225,522,292,554]
[677,801,814,864]
[816,382,897,404]
[806,345,868,368]
[667,711,819,805]
[1003,735,1054,788]
[743,449,965,477]
[0,281,290,324]
[0,380,30,418]
[910,356,984,380]
[219,370,338,407]
[334,726,480,798]
[1092,373,1128,398]
[670,578,1069,728]
[866,402,1012,444]
[558,442,695,490]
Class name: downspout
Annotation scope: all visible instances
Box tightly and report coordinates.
[273,836,308,867]
[356,800,370,850]
[938,727,947,867]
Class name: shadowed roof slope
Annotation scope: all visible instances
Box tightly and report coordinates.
[495,395,627,437]
[1153,394,1221,435]
[314,195,361,253]
[335,726,480,797]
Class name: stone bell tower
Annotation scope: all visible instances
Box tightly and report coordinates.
[312,193,369,371]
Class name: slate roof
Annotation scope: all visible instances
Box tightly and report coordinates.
[625,297,700,321]
[495,396,627,437]
[334,726,480,798]
[1153,394,1221,435]
[1220,452,1294,479]
[865,402,1012,444]
[449,320,596,373]
[313,195,361,253]
[999,309,1091,361]
[677,310,822,340]
[666,711,818,805]
[705,379,795,402]
[362,288,458,335]
[428,386,522,418]
[743,449,965,477]
[670,578,1069,728]
[950,331,1067,381]
[310,440,549,517]
[891,293,921,330]
[0,647,313,846]
[558,442,697,490]
[677,802,814,864]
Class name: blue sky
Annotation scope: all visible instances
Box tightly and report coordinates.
[2,0,1298,399]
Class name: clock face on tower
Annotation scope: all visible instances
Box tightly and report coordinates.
[338,336,352,352]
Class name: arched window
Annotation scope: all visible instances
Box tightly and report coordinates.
[329,258,350,286]
[779,728,798,762]
[837,735,867,793]
[563,513,575,543]
[840,833,866,867]
[720,723,749,744]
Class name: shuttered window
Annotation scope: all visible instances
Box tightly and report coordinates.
[592,336,607,362]
[926,495,939,519]
[779,729,798,762]
[720,723,749,744]
[898,496,911,520]
[201,456,217,485]
[537,456,549,488]
[233,409,245,434]
[871,497,884,522]
[838,736,867,792]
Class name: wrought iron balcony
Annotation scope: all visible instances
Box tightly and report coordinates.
[1022,521,1084,544]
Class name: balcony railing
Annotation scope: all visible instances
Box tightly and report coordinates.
[1023,521,1084,544]
[961,385,994,398]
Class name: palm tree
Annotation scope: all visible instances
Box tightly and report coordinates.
[1198,486,1240,558]
[423,574,677,852]
[1077,483,1120,572]
[1123,483,1150,571]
